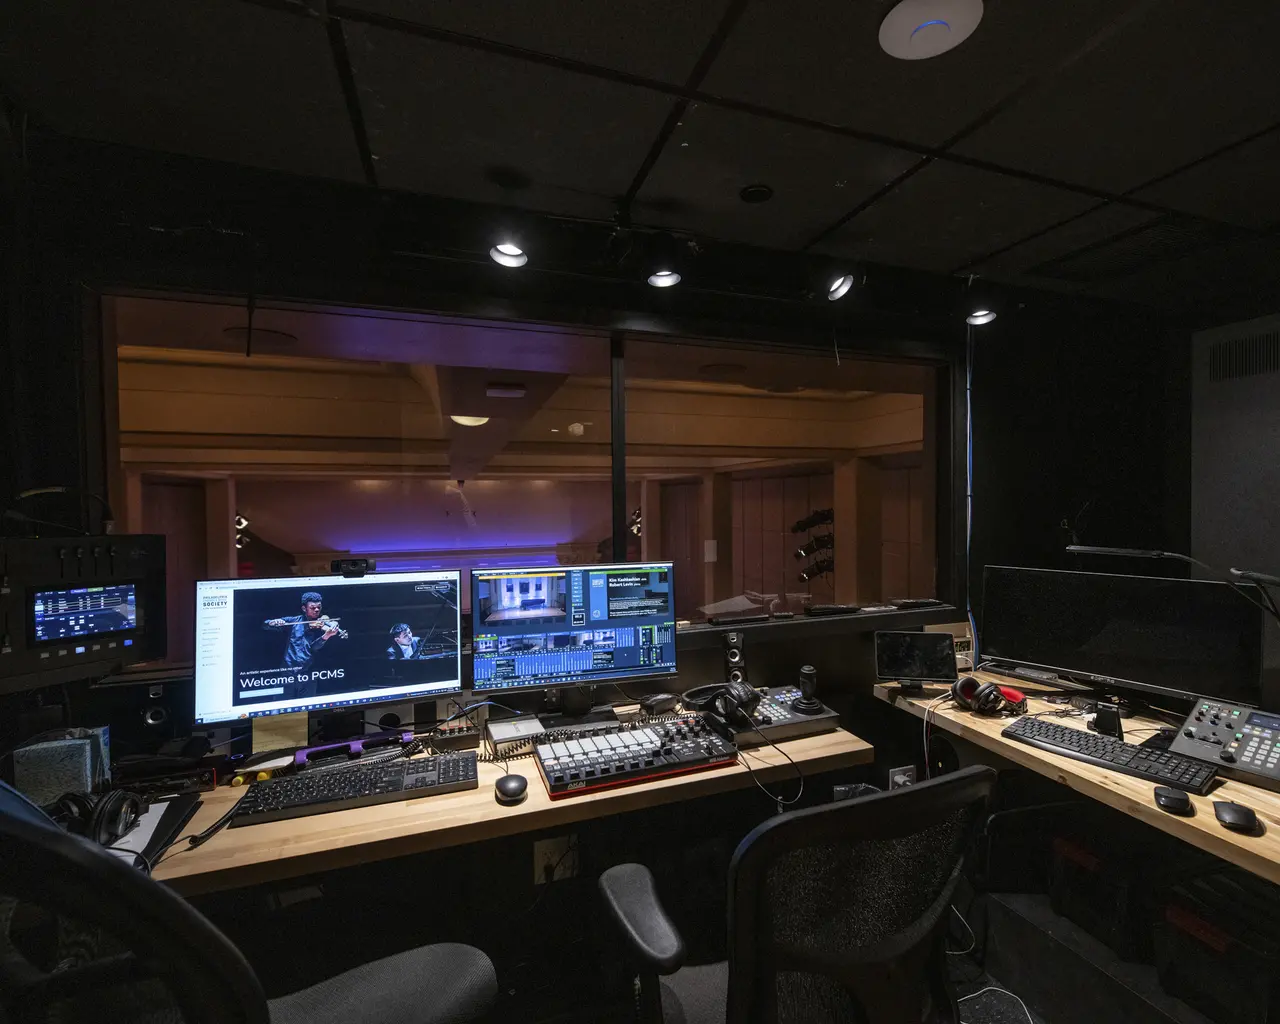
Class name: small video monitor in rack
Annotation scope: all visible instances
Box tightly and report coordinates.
[470,562,677,692]
[193,570,462,724]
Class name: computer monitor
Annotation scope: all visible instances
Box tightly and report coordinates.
[470,562,677,692]
[875,631,958,684]
[194,570,462,724]
[981,566,1264,705]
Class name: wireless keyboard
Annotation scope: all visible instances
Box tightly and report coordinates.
[1002,716,1217,794]
[229,751,478,826]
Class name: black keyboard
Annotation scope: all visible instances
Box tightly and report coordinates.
[229,752,479,827]
[1002,716,1217,794]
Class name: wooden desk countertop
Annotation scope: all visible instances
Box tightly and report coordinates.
[153,727,872,896]
[874,675,1280,885]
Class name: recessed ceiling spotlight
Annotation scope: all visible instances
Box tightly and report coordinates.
[827,274,855,301]
[489,242,527,268]
[449,415,490,427]
[879,0,983,60]
[966,309,997,325]
[648,269,681,288]
[739,184,774,204]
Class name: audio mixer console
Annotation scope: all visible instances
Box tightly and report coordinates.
[534,714,737,798]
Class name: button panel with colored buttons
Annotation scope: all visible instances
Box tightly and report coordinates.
[1171,701,1280,794]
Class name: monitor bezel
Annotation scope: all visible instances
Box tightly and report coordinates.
[468,560,678,694]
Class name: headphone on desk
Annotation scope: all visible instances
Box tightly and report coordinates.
[682,680,762,727]
[46,790,146,846]
[951,676,1027,716]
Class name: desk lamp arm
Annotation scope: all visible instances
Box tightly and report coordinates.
[1066,545,1280,626]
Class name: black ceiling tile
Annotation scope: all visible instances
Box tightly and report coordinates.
[633,104,921,249]
[701,0,1119,149]
[338,0,731,83]
[345,23,673,220]
[968,203,1160,276]
[1032,217,1252,284]
[1133,129,1280,229]
[0,0,364,182]
[1083,235,1280,312]
[956,2,1280,194]
[814,163,1098,273]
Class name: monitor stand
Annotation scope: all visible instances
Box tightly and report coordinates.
[536,684,619,731]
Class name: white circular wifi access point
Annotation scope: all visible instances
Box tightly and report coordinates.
[879,0,984,60]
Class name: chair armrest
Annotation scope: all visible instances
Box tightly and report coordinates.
[598,864,686,975]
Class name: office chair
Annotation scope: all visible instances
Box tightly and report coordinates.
[599,765,996,1024]
[0,780,497,1024]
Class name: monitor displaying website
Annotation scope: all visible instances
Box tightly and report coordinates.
[194,570,461,724]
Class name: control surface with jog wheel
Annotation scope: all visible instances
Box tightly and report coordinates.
[1171,701,1280,794]
[535,714,737,798]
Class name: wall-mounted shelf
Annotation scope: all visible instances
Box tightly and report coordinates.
[674,605,961,651]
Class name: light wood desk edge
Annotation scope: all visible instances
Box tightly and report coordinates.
[873,679,1280,885]
[154,728,873,896]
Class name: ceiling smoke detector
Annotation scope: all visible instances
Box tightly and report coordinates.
[879,0,983,60]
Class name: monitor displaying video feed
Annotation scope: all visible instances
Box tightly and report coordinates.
[194,570,461,724]
[471,562,676,691]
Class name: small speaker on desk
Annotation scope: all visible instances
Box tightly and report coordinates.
[723,632,748,685]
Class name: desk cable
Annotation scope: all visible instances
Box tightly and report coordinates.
[922,692,954,780]
[958,985,1033,1024]
[737,721,805,814]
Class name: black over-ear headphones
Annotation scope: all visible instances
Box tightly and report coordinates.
[47,790,146,846]
[682,679,762,727]
[951,676,1027,716]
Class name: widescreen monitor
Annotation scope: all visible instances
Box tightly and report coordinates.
[194,570,461,724]
[470,562,676,692]
[981,566,1264,705]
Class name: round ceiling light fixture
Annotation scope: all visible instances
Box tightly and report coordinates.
[449,415,490,427]
[966,308,997,325]
[648,269,681,288]
[739,183,774,204]
[827,274,856,301]
[879,0,983,60]
[489,242,528,268]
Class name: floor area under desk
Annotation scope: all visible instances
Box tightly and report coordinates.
[190,764,869,1022]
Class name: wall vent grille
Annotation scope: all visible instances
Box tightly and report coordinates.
[1208,332,1280,382]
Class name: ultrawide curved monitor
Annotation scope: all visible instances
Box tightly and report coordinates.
[194,570,462,724]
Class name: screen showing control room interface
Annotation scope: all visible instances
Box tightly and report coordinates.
[471,562,676,691]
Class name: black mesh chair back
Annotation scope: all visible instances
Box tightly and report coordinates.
[726,765,996,1024]
[0,780,267,1024]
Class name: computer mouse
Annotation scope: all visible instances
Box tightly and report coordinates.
[495,774,528,806]
[1213,801,1259,834]
[1154,786,1192,816]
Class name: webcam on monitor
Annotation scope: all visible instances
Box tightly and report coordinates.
[331,557,377,578]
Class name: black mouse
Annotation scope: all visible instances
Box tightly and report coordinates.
[1213,801,1259,834]
[1154,786,1192,815]
[495,774,528,806]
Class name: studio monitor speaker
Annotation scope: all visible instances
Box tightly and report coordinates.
[77,671,195,758]
[723,632,748,686]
